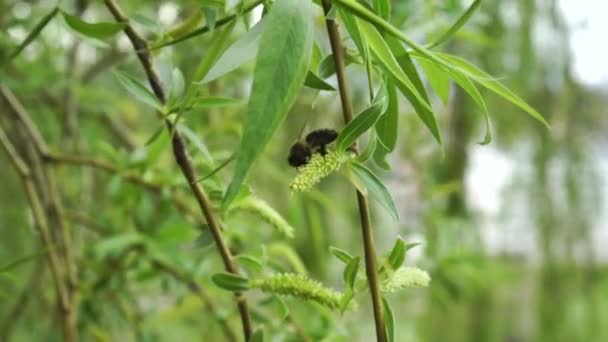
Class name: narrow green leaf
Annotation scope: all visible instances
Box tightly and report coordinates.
[373,0,391,20]
[169,68,185,102]
[387,238,406,270]
[418,58,450,104]
[373,78,398,169]
[198,0,225,8]
[333,0,460,75]
[179,125,214,163]
[223,0,314,208]
[114,71,164,111]
[403,242,421,256]
[330,246,354,264]
[348,161,399,221]
[343,256,360,289]
[190,96,243,109]
[144,123,166,146]
[212,272,250,291]
[339,9,365,53]
[264,295,290,320]
[304,71,336,91]
[446,68,492,144]
[373,143,391,170]
[356,19,428,109]
[197,154,235,182]
[195,228,214,248]
[356,130,378,162]
[343,164,368,195]
[205,8,218,30]
[416,53,492,144]
[336,101,385,152]
[149,0,264,50]
[382,297,396,342]
[435,52,549,128]
[339,0,543,130]
[234,254,264,273]
[200,18,266,84]
[0,247,54,273]
[131,14,161,32]
[386,35,430,104]
[326,5,338,20]
[375,78,398,152]
[94,232,147,260]
[341,7,375,100]
[192,21,236,84]
[340,288,355,313]
[356,19,442,145]
[4,7,59,65]
[311,42,323,72]
[427,0,482,49]
[62,11,126,40]
[318,50,361,79]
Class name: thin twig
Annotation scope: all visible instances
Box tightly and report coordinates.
[0,126,76,342]
[82,49,129,84]
[321,1,387,341]
[102,1,253,339]
[1,84,79,310]
[148,0,265,51]
[151,259,238,342]
[0,259,46,341]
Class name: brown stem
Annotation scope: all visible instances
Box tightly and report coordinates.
[38,150,208,232]
[1,84,79,341]
[0,126,76,342]
[321,1,387,341]
[102,0,252,339]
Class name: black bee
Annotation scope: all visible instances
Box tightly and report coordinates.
[288,128,338,168]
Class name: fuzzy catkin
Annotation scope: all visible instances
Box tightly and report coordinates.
[251,273,343,309]
[229,197,295,238]
[289,151,347,192]
[383,266,430,292]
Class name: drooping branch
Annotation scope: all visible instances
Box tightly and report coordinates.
[0,125,77,342]
[102,0,253,339]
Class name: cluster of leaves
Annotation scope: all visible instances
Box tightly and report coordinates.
[1,0,548,340]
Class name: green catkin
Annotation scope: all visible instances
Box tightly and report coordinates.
[230,197,295,238]
[251,273,343,309]
[289,151,347,192]
[383,266,431,292]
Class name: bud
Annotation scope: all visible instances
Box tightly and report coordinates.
[383,266,430,292]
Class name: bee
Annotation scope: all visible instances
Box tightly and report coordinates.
[288,128,338,168]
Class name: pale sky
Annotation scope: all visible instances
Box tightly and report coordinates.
[559,0,608,87]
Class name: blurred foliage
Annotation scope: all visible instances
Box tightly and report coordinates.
[1,0,607,341]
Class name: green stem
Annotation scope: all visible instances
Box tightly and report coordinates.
[321,1,387,341]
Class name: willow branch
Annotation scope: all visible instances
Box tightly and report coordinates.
[321,1,387,341]
[0,126,76,342]
[2,88,78,278]
[103,0,252,339]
